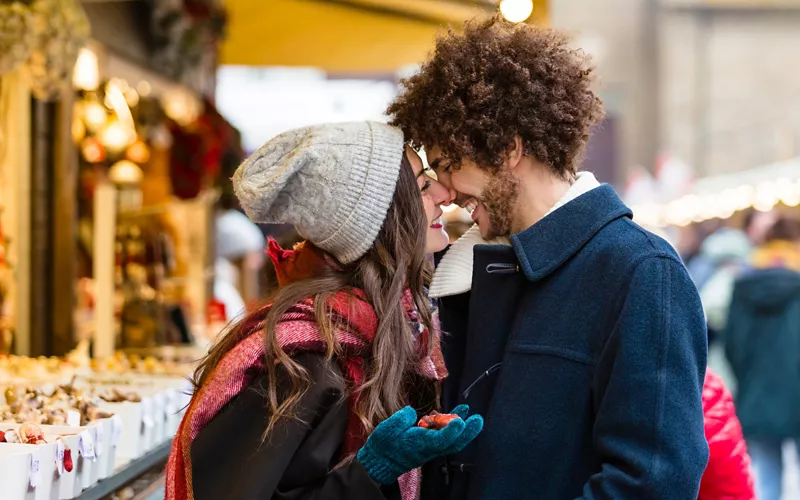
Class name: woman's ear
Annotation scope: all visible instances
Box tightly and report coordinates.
[506,136,524,170]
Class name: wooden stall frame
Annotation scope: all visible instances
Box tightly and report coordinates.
[0,70,32,355]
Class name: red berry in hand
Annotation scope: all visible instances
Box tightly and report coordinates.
[418,412,460,430]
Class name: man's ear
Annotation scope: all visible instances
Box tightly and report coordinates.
[506,136,524,170]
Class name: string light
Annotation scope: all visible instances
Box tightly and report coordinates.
[81,100,108,132]
[499,0,533,23]
[136,81,152,97]
[163,89,202,126]
[73,48,99,91]
[124,88,140,108]
[99,119,135,154]
[105,81,135,131]
[754,181,779,212]
[630,178,800,228]
[776,178,800,207]
[109,160,143,185]
[126,139,150,164]
[80,137,106,163]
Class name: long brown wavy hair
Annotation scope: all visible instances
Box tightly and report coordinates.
[192,154,434,440]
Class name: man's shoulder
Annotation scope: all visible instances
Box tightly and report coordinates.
[590,216,684,268]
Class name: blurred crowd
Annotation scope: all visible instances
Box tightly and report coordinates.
[680,210,800,500]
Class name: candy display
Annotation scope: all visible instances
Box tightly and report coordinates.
[0,354,77,384]
[1,382,114,426]
[98,388,142,403]
[0,346,194,499]
[1,423,45,444]
[90,353,191,376]
[64,340,197,377]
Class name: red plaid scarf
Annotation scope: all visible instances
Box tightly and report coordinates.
[165,241,447,500]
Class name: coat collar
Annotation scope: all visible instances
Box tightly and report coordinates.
[430,172,602,298]
[511,184,633,282]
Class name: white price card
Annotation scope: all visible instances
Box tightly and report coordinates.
[66,409,81,427]
[80,430,96,461]
[55,440,66,476]
[112,414,123,446]
[29,453,40,488]
[93,426,104,457]
[141,399,155,429]
[153,393,166,415]
[166,392,179,416]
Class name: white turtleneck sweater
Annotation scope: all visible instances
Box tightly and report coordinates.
[430,171,601,298]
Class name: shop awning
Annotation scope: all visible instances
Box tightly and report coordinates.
[219,0,548,73]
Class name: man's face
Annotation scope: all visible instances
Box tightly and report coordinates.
[426,145,519,239]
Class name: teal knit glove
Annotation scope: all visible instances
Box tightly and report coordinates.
[356,405,484,484]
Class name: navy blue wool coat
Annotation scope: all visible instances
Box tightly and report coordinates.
[423,185,709,500]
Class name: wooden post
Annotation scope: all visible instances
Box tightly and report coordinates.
[0,71,32,355]
[93,181,117,359]
[51,92,78,355]
[29,97,56,356]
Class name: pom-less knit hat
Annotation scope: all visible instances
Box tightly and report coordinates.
[232,121,405,264]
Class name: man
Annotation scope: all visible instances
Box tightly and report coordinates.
[387,17,709,499]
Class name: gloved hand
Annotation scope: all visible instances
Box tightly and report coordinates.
[356,405,484,485]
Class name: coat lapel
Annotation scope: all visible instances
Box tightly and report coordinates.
[511,185,633,282]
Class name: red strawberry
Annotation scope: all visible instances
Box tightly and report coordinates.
[418,412,460,430]
[0,430,5,442]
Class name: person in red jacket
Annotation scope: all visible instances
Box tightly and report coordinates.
[700,368,756,500]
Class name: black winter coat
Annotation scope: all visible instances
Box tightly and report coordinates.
[191,352,401,500]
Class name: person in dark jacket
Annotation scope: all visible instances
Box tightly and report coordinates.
[165,122,482,500]
[387,17,709,499]
[724,218,800,500]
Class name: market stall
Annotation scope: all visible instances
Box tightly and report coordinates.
[70,44,227,359]
[0,0,90,357]
[1,0,238,495]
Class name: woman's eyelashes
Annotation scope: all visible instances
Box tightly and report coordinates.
[421,179,432,193]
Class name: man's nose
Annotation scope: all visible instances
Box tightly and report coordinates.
[434,170,457,197]
[432,181,456,206]
[443,185,457,205]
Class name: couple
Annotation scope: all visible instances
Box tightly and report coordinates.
[166,18,709,500]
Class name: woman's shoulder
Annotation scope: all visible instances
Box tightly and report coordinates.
[191,352,352,500]
[250,352,346,397]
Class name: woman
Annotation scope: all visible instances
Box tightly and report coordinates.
[166,121,481,500]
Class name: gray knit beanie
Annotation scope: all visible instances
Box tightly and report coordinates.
[232,121,405,264]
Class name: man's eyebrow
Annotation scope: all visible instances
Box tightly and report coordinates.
[429,159,442,170]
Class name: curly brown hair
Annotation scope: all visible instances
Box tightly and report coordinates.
[387,16,605,178]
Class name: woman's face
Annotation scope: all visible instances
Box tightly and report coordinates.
[406,147,454,254]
